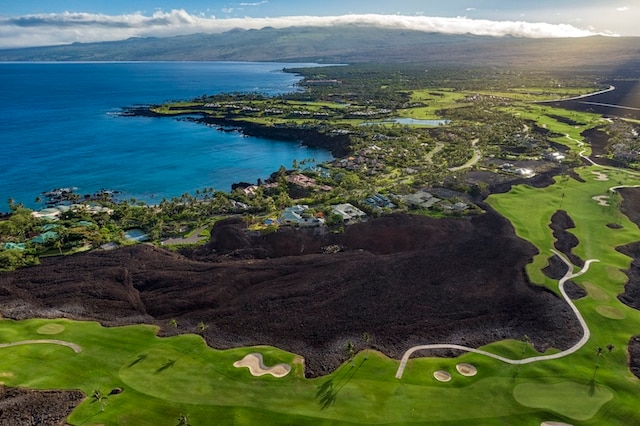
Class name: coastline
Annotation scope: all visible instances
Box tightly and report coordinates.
[123,105,352,158]
[0,61,325,211]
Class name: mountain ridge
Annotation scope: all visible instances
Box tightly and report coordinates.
[0,25,638,69]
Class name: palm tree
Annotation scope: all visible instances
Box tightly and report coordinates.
[55,228,69,255]
[92,389,108,412]
[197,321,209,335]
[176,414,191,426]
[54,239,63,255]
[521,335,531,357]
[595,346,604,368]
[345,340,356,361]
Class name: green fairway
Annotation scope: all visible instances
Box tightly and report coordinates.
[1,312,639,424]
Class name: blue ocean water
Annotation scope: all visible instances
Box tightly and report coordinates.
[0,62,332,211]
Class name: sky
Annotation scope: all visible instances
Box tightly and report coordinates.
[0,1,637,49]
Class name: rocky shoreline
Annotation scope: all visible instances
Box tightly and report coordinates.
[123,106,352,158]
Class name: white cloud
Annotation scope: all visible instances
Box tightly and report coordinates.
[616,7,629,11]
[238,1,268,6]
[0,10,608,49]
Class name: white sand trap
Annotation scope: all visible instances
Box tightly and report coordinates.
[455,363,477,376]
[541,422,573,426]
[591,171,609,181]
[233,353,291,378]
[592,195,610,206]
[433,370,452,382]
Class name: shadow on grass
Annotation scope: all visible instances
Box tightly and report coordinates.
[316,356,367,410]
[128,354,147,367]
[155,359,176,374]
[589,365,599,396]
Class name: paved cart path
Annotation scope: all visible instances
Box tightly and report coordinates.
[395,251,597,379]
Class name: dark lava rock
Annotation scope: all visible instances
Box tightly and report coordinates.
[207,217,253,253]
[0,210,582,378]
[617,241,640,310]
[567,169,586,183]
[619,187,640,228]
[629,335,640,379]
[543,254,569,281]
[550,210,584,267]
[616,188,640,311]
[0,386,84,426]
[564,281,587,300]
[607,223,623,229]
[581,127,626,167]
[487,168,560,194]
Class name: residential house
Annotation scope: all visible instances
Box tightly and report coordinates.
[402,191,441,209]
[287,174,332,191]
[331,203,367,224]
[364,194,396,210]
[280,205,324,227]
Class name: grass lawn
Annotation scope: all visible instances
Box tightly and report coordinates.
[486,163,640,424]
[1,293,640,425]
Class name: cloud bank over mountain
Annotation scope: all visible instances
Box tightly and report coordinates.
[0,10,608,48]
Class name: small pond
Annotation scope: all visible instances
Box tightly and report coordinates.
[392,118,450,126]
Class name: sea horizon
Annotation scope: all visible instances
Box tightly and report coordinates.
[0,61,333,212]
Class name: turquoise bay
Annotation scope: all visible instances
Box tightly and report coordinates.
[0,62,332,210]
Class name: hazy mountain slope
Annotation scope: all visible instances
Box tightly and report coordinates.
[0,25,638,70]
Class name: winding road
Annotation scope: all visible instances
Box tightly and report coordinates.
[533,85,616,103]
[425,142,444,163]
[449,138,481,172]
[395,250,597,379]
[161,224,208,246]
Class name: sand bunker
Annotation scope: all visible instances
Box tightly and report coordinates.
[233,353,291,378]
[455,363,477,376]
[541,422,573,426]
[433,370,452,382]
[37,324,65,335]
[592,195,610,206]
[591,171,609,181]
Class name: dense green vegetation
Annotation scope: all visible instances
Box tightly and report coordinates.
[2,64,640,424]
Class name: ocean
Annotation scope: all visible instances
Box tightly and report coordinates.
[0,62,333,211]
